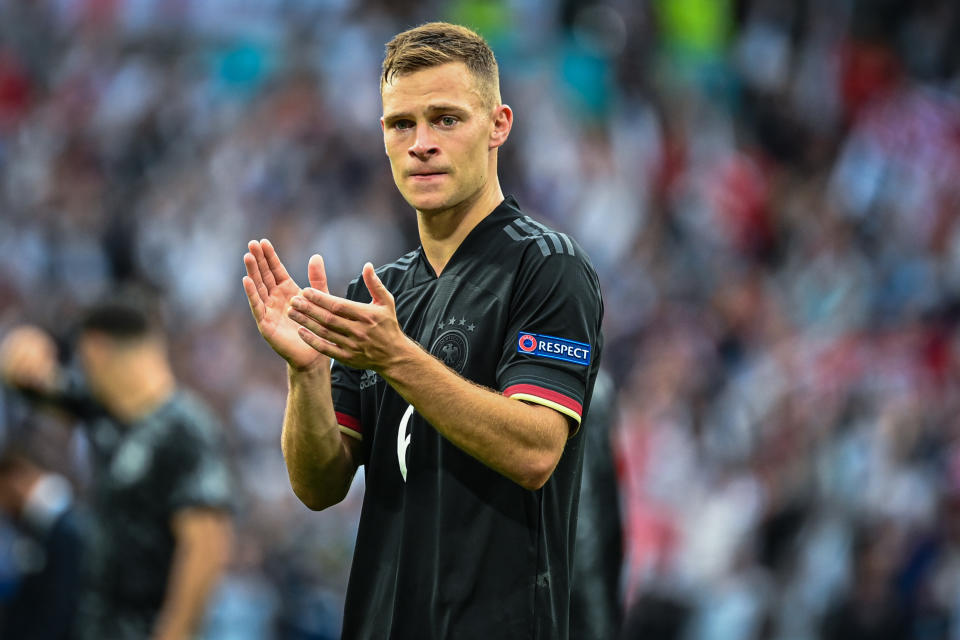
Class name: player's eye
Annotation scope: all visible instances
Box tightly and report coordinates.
[438,116,458,127]
[393,120,414,131]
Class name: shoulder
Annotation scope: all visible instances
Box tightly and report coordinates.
[500,213,583,260]
[495,205,597,275]
[502,214,600,293]
[375,248,421,280]
[158,391,223,445]
[345,248,421,301]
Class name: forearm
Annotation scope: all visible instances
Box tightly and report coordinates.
[151,511,232,640]
[380,338,567,490]
[282,364,357,509]
[289,269,568,489]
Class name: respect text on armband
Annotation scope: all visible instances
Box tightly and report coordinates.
[517,332,591,366]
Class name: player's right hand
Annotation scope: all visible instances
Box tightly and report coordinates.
[0,325,60,393]
[242,239,330,372]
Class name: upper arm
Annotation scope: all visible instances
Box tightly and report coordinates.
[164,407,235,515]
[341,430,364,474]
[497,248,604,436]
[524,401,571,452]
[170,507,233,554]
[501,400,574,490]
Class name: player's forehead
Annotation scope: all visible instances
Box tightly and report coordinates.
[381,62,486,116]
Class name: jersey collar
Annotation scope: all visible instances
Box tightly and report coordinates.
[416,195,522,279]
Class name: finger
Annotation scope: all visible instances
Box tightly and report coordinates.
[242,276,266,323]
[307,254,329,294]
[297,325,351,363]
[291,295,355,337]
[362,262,393,307]
[248,240,277,290]
[243,253,269,302]
[287,298,357,349]
[261,239,293,287]
[301,289,366,322]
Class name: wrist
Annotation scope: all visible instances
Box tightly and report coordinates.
[287,359,331,381]
[376,336,424,383]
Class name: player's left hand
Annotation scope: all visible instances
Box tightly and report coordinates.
[289,262,411,372]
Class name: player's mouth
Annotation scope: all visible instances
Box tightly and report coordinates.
[408,170,448,181]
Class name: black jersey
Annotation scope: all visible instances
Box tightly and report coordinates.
[330,196,604,640]
[63,389,234,639]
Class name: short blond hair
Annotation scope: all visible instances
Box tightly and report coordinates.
[381,22,501,107]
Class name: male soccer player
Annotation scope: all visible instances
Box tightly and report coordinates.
[0,299,234,640]
[243,22,603,639]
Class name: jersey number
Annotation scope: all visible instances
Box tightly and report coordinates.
[397,404,414,482]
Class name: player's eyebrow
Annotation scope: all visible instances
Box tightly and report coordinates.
[383,103,470,122]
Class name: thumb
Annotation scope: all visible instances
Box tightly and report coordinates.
[307,254,328,293]
[362,262,392,306]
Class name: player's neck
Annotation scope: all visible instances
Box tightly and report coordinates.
[417,181,504,276]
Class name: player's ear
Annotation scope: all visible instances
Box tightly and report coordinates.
[380,117,388,155]
[489,104,513,150]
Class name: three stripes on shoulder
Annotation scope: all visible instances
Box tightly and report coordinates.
[502,217,576,257]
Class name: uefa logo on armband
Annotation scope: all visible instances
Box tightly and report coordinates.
[518,334,538,352]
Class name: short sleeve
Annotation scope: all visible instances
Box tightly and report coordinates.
[330,277,367,441]
[164,402,234,513]
[331,363,362,440]
[496,248,603,429]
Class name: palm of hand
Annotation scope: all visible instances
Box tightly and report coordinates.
[261,277,325,370]
[243,241,328,372]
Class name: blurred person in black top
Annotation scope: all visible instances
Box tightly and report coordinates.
[570,369,624,638]
[243,22,603,640]
[0,297,234,640]
[0,447,84,640]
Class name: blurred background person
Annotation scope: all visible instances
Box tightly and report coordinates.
[570,368,624,639]
[0,444,84,640]
[0,296,234,640]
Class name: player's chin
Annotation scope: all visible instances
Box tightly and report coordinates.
[402,190,453,213]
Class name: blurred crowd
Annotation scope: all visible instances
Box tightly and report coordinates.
[1,0,959,638]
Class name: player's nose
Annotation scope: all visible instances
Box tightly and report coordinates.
[408,123,439,160]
